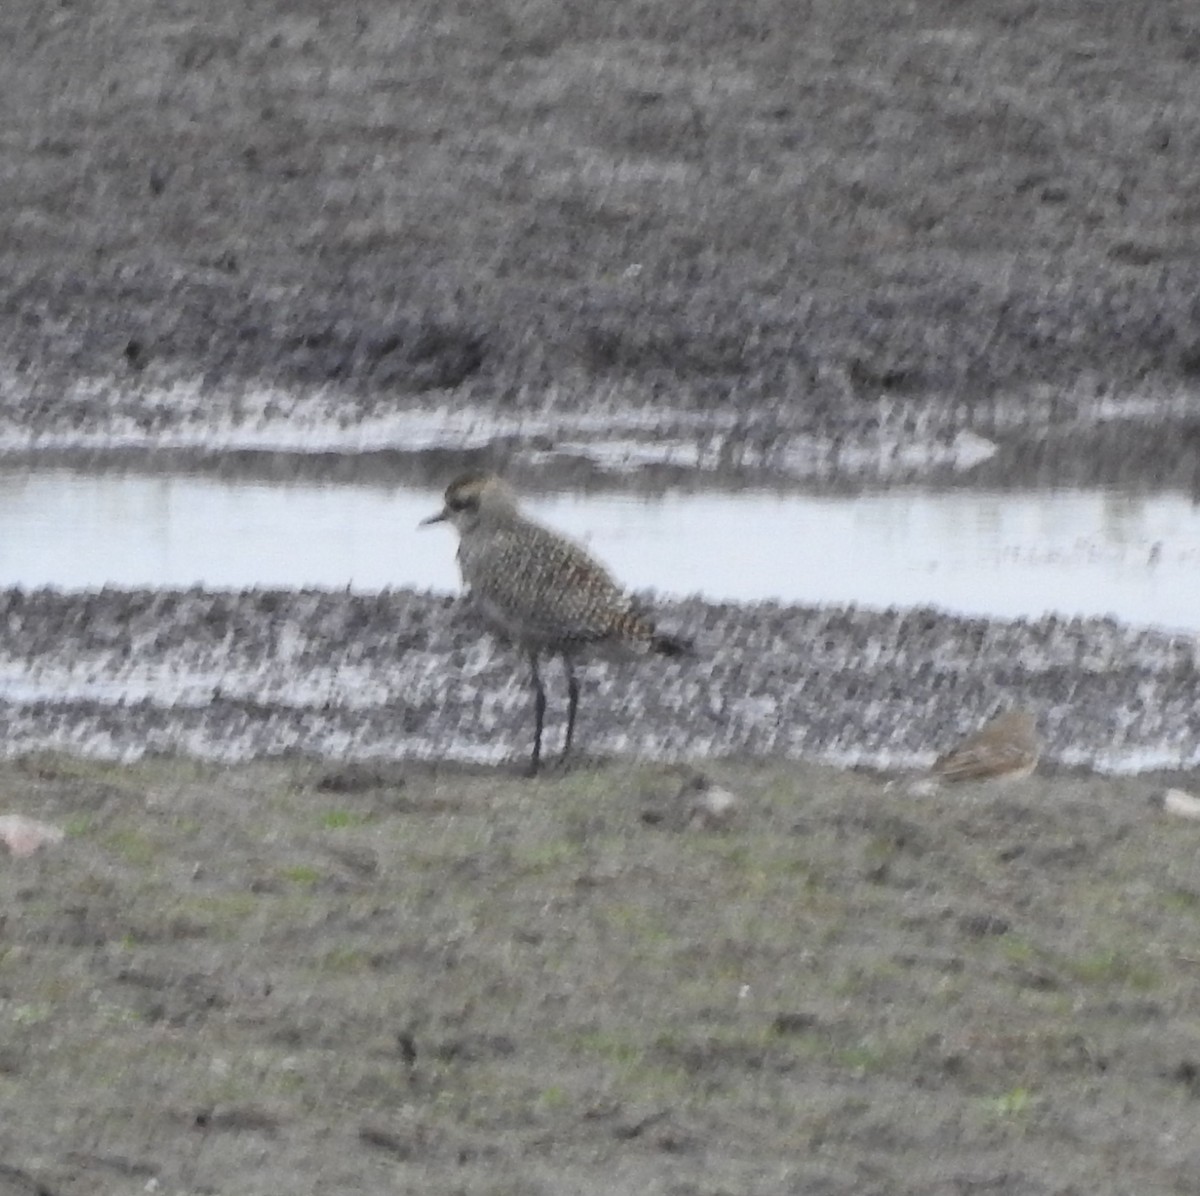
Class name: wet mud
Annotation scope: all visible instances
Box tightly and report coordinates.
[1,0,1200,492]
[1,586,1198,772]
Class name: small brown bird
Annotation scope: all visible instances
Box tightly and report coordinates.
[932,709,1041,783]
[421,472,691,774]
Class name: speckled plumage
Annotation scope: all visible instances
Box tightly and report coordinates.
[422,472,690,773]
[456,517,656,650]
[933,709,1041,783]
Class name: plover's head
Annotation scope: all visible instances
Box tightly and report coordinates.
[419,471,520,534]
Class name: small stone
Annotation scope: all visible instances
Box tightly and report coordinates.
[681,775,740,830]
[0,814,65,858]
[1159,789,1200,820]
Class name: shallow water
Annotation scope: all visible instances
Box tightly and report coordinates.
[0,469,1197,631]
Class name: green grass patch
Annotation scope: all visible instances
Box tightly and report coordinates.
[572,1027,696,1096]
[17,751,134,784]
[280,864,322,885]
[602,901,673,945]
[319,810,373,830]
[574,1028,644,1065]
[510,838,583,875]
[982,1086,1036,1118]
[999,934,1038,965]
[1063,948,1160,991]
[169,891,263,934]
[1159,887,1200,915]
[16,751,210,789]
[102,828,160,866]
[537,1085,570,1111]
[317,946,372,974]
[830,959,904,998]
[7,1002,54,1027]
[836,1041,890,1073]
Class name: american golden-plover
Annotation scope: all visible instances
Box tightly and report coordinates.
[932,709,1041,783]
[421,472,691,774]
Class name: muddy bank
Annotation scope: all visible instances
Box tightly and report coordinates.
[3,1,1200,490]
[1,586,1197,771]
[4,378,1200,495]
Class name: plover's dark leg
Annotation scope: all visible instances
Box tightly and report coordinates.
[528,649,546,775]
[561,654,580,762]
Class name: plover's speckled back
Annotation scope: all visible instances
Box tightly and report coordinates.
[932,709,1041,783]
[421,472,691,773]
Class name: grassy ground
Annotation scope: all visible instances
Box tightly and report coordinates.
[1,752,1197,1194]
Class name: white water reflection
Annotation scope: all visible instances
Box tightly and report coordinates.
[0,470,1197,631]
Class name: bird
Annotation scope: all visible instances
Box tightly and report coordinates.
[420,472,691,774]
[931,709,1041,783]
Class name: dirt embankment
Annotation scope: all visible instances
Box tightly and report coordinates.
[1,1,1199,488]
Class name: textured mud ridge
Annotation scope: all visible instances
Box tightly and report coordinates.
[2,586,1197,771]
[2,371,1199,497]
[0,375,1020,492]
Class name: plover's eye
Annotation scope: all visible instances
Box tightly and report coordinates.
[447,493,479,513]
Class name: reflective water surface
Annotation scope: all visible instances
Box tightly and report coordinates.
[0,470,1197,631]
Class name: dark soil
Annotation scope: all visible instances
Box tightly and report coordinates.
[2,0,1200,489]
